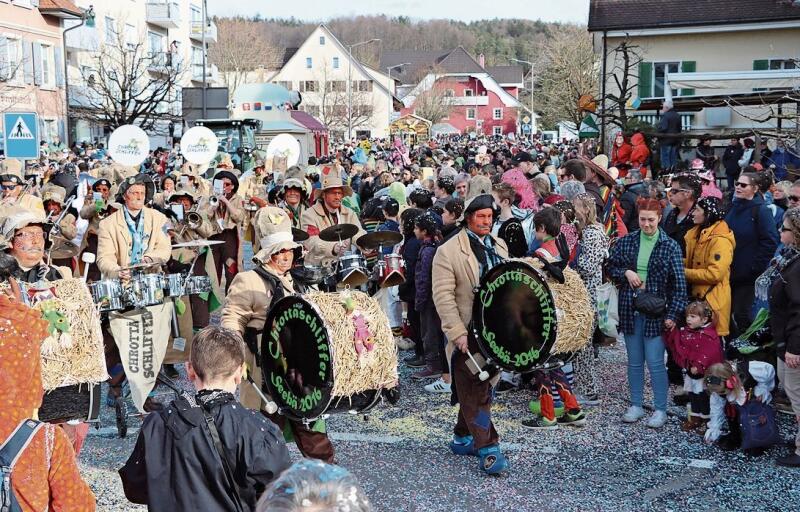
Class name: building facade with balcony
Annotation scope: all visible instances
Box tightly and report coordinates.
[64,0,220,147]
[589,0,800,145]
[0,0,82,153]
[382,47,525,136]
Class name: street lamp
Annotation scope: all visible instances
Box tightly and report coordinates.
[386,62,409,127]
[346,38,380,140]
[62,4,95,146]
[511,58,535,143]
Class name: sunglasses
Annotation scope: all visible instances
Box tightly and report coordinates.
[668,188,690,194]
[789,195,800,202]
[734,181,752,188]
[0,184,18,190]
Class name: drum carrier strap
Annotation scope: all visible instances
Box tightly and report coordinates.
[1,419,44,512]
[242,266,286,360]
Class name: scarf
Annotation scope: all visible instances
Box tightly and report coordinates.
[124,207,146,265]
[754,245,800,305]
[466,230,502,277]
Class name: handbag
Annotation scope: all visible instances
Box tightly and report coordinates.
[737,397,782,450]
[633,290,666,318]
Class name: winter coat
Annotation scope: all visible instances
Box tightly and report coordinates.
[96,207,172,279]
[767,147,800,181]
[0,296,96,512]
[662,203,697,256]
[683,220,735,336]
[722,143,744,177]
[398,236,421,303]
[629,133,651,169]
[738,148,754,170]
[611,141,633,167]
[657,110,681,146]
[724,195,778,285]
[496,216,528,258]
[414,239,438,310]
[620,182,647,231]
[664,323,724,375]
[121,391,291,511]
[769,253,800,359]
[608,228,688,337]
[300,202,366,267]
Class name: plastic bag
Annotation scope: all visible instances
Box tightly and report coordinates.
[596,281,619,338]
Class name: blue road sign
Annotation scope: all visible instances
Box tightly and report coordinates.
[3,112,39,159]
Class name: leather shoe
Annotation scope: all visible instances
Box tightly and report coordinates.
[776,453,800,467]
[143,397,164,413]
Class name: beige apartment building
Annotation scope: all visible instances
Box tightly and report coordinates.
[589,0,800,142]
[0,0,81,152]
[65,0,220,147]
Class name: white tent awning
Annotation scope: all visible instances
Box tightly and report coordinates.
[666,69,800,91]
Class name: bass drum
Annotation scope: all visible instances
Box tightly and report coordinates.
[472,260,559,373]
[261,292,399,422]
[38,383,102,423]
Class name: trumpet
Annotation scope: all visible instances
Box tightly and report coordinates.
[208,196,219,207]
[186,209,202,229]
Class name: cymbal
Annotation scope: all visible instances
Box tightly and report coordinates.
[121,261,161,271]
[171,239,226,249]
[318,223,359,242]
[357,231,402,250]
[292,228,309,242]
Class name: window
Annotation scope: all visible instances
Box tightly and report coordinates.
[353,105,372,118]
[39,44,54,87]
[275,80,292,90]
[444,89,455,97]
[306,57,312,69]
[81,65,95,86]
[352,80,372,92]
[493,126,503,136]
[124,24,137,50]
[653,62,679,99]
[493,108,503,120]
[148,31,165,66]
[333,57,339,69]
[190,5,201,23]
[464,89,474,97]
[319,36,325,45]
[1,37,22,84]
[304,104,320,117]
[191,46,203,79]
[43,119,58,142]
[300,81,317,92]
[768,58,797,70]
[639,61,695,98]
[466,108,476,120]
[327,80,346,93]
[105,16,116,43]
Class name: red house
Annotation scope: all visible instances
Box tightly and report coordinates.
[381,47,527,136]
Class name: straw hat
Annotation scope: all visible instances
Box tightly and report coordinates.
[41,184,68,206]
[253,207,302,264]
[0,206,45,240]
[580,155,617,185]
[0,159,24,184]
[313,165,352,200]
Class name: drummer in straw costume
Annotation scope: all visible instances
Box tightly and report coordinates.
[1,206,72,283]
[222,206,335,462]
[96,174,172,412]
[432,190,510,475]
[301,165,366,268]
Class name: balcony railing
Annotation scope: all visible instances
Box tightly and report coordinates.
[146,2,181,29]
[65,25,98,51]
[634,113,694,131]
[443,96,490,106]
[189,20,217,43]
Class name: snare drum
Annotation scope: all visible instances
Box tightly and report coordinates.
[89,279,124,311]
[291,264,329,285]
[184,276,212,295]
[377,253,405,288]
[336,254,368,286]
[164,273,186,297]
[129,274,165,307]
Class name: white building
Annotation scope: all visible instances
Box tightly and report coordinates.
[64,0,220,147]
[267,24,401,140]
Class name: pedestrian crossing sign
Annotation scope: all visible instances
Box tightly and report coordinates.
[3,112,39,159]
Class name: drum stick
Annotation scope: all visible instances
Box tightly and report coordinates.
[81,252,96,282]
[246,374,279,414]
[466,351,490,381]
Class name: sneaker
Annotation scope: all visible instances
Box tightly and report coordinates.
[424,378,451,394]
[478,445,509,475]
[411,367,442,380]
[558,408,587,427]
[577,393,601,407]
[775,401,796,415]
[647,410,668,429]
[521,417,558,430]
[622,405,646,423]
[528,399,564,418]
[449,435,477,456]
[495,380,517,394]
[404,355,425,368]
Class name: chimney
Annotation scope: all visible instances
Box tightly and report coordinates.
[478,53,485,68]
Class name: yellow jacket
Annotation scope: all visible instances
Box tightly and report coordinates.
[683,220,735,336]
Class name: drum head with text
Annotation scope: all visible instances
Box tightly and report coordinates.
[262,296,333,420]
[472,260,558,372]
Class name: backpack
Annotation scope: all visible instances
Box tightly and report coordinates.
[1,419,44,512]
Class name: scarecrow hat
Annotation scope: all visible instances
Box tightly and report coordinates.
[253,207,302,265]
[41,184,68,206]
[313,165,352,200]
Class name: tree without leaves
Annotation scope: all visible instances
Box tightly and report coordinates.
[533,25,599,130]
[0,53,30,114]
[598,38,643,132]
[209,18,280,94]
[75,26,184,132]
[307,61,373,136]
[411,77,452,125]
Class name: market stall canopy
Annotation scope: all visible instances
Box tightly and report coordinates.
[431,123,460,135]
[666,69,800,93]
[290,110,327,135]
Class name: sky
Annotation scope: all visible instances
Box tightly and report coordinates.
[206,0,591,24]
